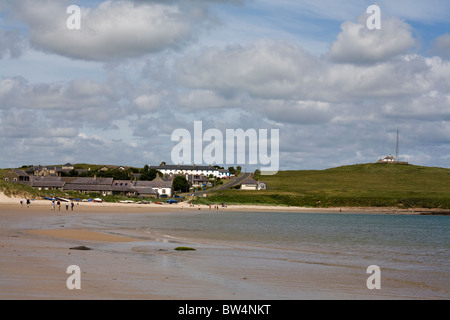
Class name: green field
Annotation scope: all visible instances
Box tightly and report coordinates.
[198,163,450,209]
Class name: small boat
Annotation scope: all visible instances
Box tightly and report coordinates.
[43,197,55,201]
[119,200,134,204]
[93,198,103,203]
[55,196,70,202]
[155,201,163,205]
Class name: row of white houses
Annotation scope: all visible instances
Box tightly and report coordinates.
[149,164,231,179]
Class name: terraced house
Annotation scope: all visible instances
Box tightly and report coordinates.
[3,169,173,198]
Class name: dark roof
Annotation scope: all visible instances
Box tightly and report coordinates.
[64,184,113,192]
[241,176,258,185]
[63,177,113,191]
[68,177,113,185]
[111,180,134,192]
[30,176,65,188]
[13,169,30,177]
[60,177,80,183]
[132,187,157,195]
[134,178,172,188]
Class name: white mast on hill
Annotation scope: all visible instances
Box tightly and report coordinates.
[396,129,399,161]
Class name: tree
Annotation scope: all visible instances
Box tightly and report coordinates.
[236,166,242,175]
[173,176,190,193]
[140,169,160,181]
[228,166,235,174]
[69,169,79,177]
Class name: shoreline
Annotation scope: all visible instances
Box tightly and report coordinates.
[1,192,449,215]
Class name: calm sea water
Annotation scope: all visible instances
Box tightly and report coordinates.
[55,210,450,299]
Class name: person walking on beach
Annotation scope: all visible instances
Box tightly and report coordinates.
[71,202,74,211]
[51,200,55,211]
[20,198,24,207]
[26,199,30,208]
[57,200,61,211]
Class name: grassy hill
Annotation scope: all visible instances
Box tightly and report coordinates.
[1,163,449,209]
[199,163,450,209]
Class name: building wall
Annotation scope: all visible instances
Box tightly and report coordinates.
[153,187,172,197]
[241,184,257,190]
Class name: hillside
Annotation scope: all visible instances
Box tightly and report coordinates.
[1,163,449,209]
[199,163,450,209]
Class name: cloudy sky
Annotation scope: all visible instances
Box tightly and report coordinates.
[1,0,450,171]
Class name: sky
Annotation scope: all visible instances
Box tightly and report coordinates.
[0,0,450,172]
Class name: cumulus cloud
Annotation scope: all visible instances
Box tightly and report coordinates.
[10,0,210,61]
[175,41,445,104]
[178,90,232,109]
[328,16,416,64]
[431,34,450,60]
[1,1,450,170]
[0,77,118,111]
[176,41,323,99]
[132,91,169,112]
[261,100,334,125]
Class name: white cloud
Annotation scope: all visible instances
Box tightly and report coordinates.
[2,1,450,170]
[175,41,443,104]
[11,0,209,61]
[0,77,118,111]
[431,34,450,60]
[132,92,167,112]
[176,41,322,99]
[178,90,231,109]
[328,16,416,64]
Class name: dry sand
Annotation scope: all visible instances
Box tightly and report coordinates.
[2,191,442,215]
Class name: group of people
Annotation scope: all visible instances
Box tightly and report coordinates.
[51,200,75,211]
[186,202,228,210]
[19,198,30,208]
[19,197,76,211]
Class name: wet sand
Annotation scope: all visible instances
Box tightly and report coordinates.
[1,193,448,300]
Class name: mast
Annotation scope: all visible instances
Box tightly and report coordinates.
[396,129,399,161]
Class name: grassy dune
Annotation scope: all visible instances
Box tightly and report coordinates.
[200,163,450,209]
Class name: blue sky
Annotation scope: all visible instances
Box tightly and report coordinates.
[0,0,450,171]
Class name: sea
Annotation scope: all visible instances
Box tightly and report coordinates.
[55,210,449,300]
[33,209,450,299]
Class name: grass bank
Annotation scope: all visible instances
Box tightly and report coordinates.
[197,163,450,209]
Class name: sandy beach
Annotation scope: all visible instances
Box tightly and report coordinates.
[1,192,448,300]
[2,191,445,215]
